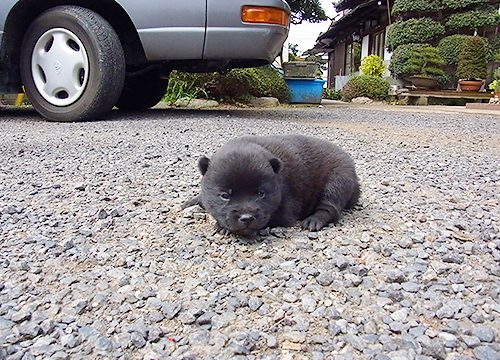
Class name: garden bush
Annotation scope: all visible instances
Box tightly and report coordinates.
[441,0,489,9]
[386,18,445,51]
[388,43,429,78]
[403,46,446,78]
[341,75,390,102]
[392,0,489,14]
[164,67,290,103]
[438,35,471,66]
[391,0,438,15]
[446,6,500,30]
[359,55,385,77]
[322,88,342,100]
[456,36,488,79]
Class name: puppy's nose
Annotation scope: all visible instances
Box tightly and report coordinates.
[239,214,255,225]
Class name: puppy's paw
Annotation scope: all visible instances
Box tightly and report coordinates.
[181,195,202,209]
[301,216,327,232]
[213,222,232,236]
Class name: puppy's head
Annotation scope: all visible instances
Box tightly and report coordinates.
[199,144,282,235]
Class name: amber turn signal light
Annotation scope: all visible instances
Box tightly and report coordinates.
[241,6,289,27]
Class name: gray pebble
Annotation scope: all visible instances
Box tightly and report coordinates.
[473,346,500,360]
[316,271,334,286]
[188,330,210,345]
[473,326,496,343]
[95,336,113,351]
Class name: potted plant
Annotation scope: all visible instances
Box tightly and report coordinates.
[456,36,488,91]
[488,67,500,94]
[403,45,446,89]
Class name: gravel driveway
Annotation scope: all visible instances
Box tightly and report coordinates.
[0,105,499,360]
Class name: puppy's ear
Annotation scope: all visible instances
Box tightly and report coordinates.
[198,156,210,175]
[269,158,282,174]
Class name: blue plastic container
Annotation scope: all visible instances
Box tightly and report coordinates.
[285,79,326,104]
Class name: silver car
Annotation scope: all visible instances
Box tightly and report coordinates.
[0,0,290,121]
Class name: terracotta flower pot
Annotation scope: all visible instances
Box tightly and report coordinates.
[458,80,484,91]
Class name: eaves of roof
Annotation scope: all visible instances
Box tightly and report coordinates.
[334,0,366,12]
[311,0,380,53]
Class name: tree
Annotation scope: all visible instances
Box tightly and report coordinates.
[288,43,300,61]
[287,0,328,24]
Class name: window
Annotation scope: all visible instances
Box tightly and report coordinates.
[369,30,385,59]
[345,41,361,75]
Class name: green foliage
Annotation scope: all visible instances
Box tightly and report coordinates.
[488,67,500,92]
[165,67,290,103]
[391,0,440,15]
[287,0,328,24]
[438,35,471,66]
[403,46,446,78]
[163,73,207,103]
[244,67,290,102]
[388,43,429,78]
[359,55,386,77]
[392,0,489,15]
[441,0,489,9]
[392,0,490,14]
[322,87,342,100]
[386,18,445,51]
[288,44,300,61]
[341,75,390,102]
[456,36,488,79]
[446,7,500,30]
[494,67,500,80]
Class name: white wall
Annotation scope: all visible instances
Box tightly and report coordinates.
[361,35,370,59]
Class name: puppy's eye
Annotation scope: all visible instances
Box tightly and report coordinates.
[220,193,231,201]
[258,190,265,198]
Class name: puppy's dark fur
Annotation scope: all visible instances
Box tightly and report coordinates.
[183,135,360,236]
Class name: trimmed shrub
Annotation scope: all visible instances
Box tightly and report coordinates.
[389,43,429,78]
[403,46,446,78]
[456,36,488,79]
[386,18,445,51]
[391,0,439,15]
[438,35,471,66]
[446,7,500,30]
[359,55,386,77]
[441,0,489,9]
[165,67,290,103]
[392,0,490,15]
[341,75,390,102]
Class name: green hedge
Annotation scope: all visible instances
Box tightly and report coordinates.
[438,34,471,66]
[446,7,500,29]
[392,0,489,14]
[341,75,390,102]
[386,18,445,50]
[441,0,489,8]
[391,0,438,15]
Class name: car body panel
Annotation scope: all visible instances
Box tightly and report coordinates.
[115,0,207,60]
[0,0,18,33]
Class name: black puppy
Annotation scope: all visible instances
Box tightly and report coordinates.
[183,135,360,236]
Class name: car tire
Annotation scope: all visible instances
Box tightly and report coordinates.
[20,5,125,122]
[115,67,169,111]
